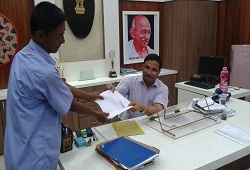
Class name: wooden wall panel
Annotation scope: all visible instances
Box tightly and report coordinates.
[217,0,250,71]
[0,0,34,89]
[158,74,177,106]
[162,1,217,82]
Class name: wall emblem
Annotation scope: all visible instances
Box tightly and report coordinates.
[63,0,95,39]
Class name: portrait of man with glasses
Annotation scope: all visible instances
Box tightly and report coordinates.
[126,15,156,61]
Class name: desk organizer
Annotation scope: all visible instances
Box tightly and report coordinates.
[143,102,221,139]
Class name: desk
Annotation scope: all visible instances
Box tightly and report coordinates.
[175,81,250,104]
[59,98,250,170]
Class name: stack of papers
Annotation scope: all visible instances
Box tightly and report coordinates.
[96,136,159,170]
[120,68,137,75]
[215,124,250,146]
[187,97,235,119]
[95,90,132,119]
[189,97,226,114]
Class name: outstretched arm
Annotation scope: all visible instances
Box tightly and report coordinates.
[65,82,103,101]
[70,99,109,123]
[129,102,164,116]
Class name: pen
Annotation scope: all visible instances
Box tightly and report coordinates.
[87,138,92,146]
[95,134,99,141]
[93,132,99,141]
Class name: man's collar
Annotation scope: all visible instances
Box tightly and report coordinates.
[28,39,56,66]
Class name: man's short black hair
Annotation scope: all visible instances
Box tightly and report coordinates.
[144,53,162,70]
[30,1,67,36]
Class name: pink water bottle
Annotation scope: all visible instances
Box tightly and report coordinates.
[220,67,229,92]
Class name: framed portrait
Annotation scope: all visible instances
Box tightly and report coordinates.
[122,11,159,65]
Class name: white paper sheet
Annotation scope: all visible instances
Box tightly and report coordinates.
[214,124,250,146]
[95,90,132,119]
[161,115,195,127]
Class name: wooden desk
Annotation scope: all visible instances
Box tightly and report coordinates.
[175,81,250,104]
[59,98,250,170]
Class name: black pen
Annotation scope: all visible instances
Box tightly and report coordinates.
[93,133,95,141]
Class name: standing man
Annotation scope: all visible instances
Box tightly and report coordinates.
[109,54,168,119]
[127,15,155,61]
[4,2,109,170]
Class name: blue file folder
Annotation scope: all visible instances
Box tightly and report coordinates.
[97,136,159,169]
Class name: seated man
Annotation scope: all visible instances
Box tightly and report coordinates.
[108,53,169,119]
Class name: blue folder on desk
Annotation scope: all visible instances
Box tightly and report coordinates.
[96,136,159,170]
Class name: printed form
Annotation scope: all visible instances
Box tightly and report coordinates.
[95,90,132,119]
[215,124,250,146]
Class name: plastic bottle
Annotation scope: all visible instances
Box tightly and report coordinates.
[220,67,229,92]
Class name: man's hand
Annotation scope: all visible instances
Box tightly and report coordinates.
[95,111,109,123]
[129,102,145,113]
[106,83,116,93]
[90,92,104,101]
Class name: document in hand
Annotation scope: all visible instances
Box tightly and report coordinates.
[96,136,159,170]
[95,90,132,119]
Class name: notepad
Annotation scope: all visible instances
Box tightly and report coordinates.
[95,90,132,119]
[96,136,159,170]
[112,120,145,137]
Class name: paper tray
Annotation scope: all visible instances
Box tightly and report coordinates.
[143,106,221,139]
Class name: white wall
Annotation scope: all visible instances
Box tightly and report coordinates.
[34,0,120,82]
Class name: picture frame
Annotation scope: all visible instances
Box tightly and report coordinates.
[0,13,19,68]
[122,11,159,65]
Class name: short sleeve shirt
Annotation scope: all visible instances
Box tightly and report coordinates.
[4,40,73,170]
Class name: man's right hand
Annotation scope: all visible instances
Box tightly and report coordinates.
[96,111,109,123]
[105,83,116,93]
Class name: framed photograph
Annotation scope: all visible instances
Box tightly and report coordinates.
[122,11,159,65]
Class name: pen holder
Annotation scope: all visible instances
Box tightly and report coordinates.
[60,125,73,153]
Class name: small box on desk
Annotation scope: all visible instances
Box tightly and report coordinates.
[74,137,86,148]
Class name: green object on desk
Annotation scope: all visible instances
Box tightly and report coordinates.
[231,109,236,113]
[81,130,87,138]
[93,132,99,141]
